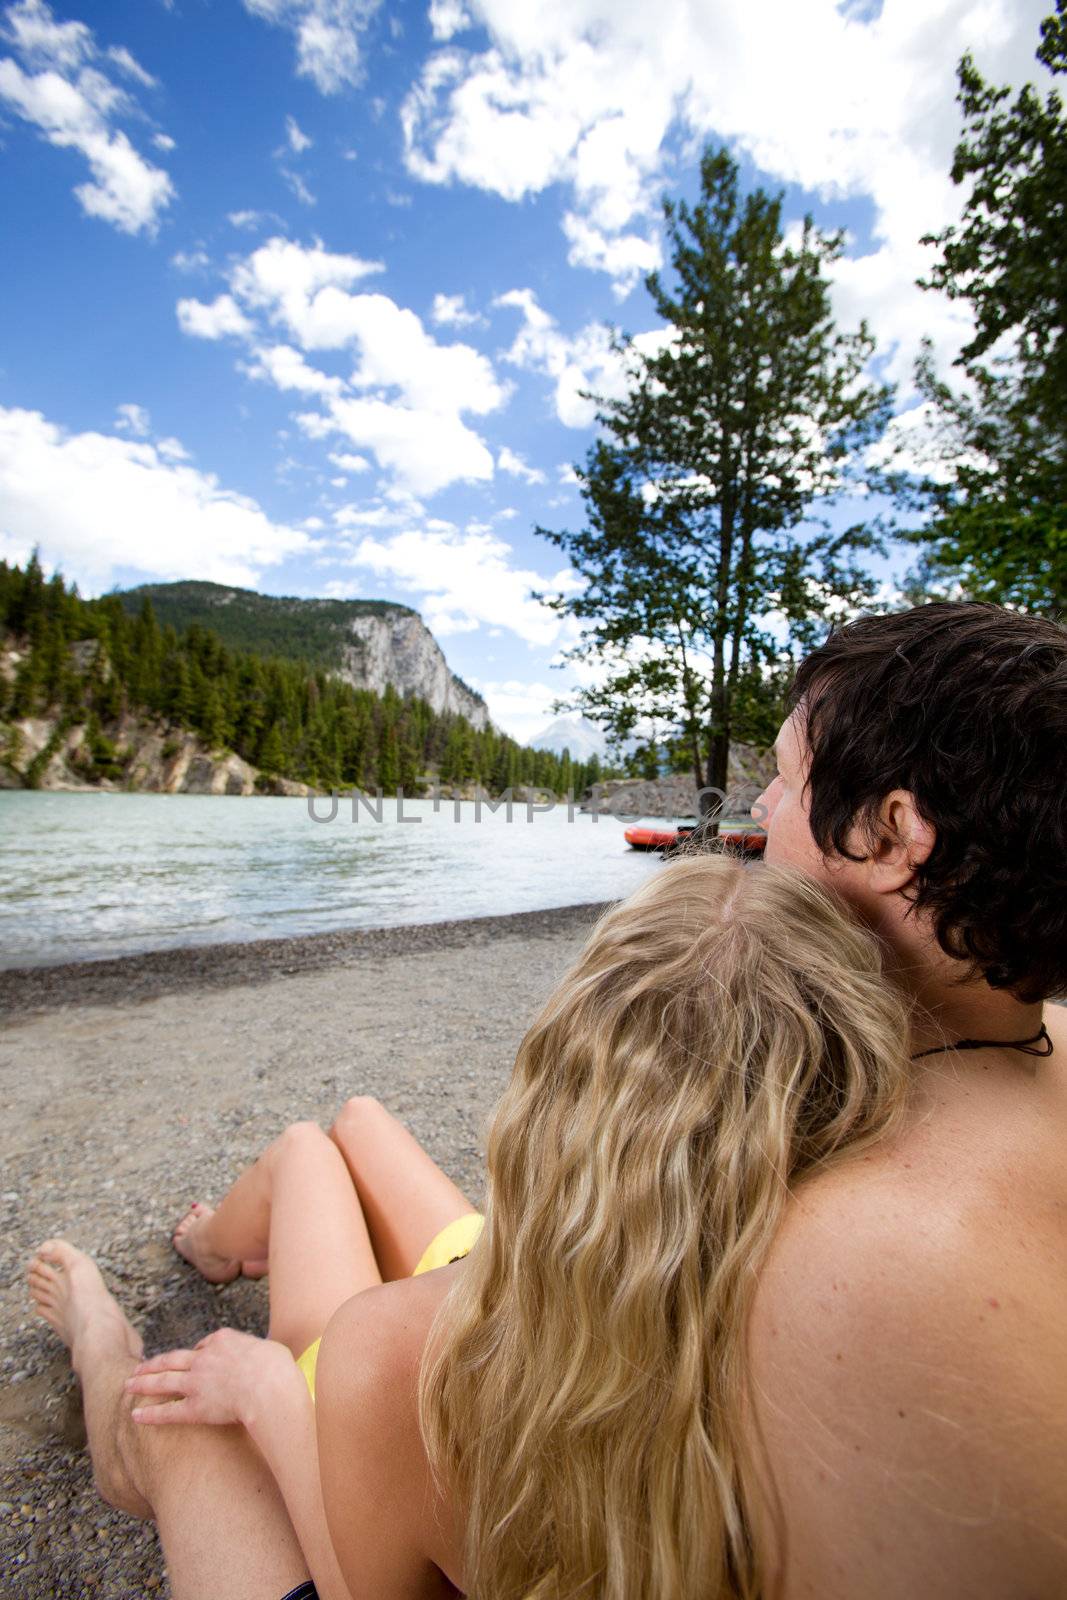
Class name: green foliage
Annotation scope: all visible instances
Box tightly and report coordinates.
[536,145,893,811]
[909,3,1067,613]
[0,555,605,798]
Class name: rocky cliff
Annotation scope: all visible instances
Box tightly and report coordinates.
[337,611,488,729]
[116,581,489,730]
[0,707,313,796]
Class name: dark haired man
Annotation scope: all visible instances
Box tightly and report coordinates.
[748,600,1067,1597]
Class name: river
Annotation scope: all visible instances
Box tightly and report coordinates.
[0,791,669,969]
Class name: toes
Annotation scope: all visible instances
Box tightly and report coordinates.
[173,1203,210,1243]
[38,1238,78,1264]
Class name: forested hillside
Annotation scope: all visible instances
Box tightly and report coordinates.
[0,555,604,796]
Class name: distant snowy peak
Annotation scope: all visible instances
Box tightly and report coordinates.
[530,713,609,762]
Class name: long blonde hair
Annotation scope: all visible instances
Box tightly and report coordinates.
[416,856,912,1599]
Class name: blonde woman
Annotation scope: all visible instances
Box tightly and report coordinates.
[31,854,913,1599]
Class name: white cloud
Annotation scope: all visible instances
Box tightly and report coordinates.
[494,286,652,427]
[343,521,578,644]
[176,293,254,340]
[228,208,270,229]
[242,342,344,396]
[217,237,510,493]
[497,444,544,484]
[280,165,316,205]
[428,0,472,41]
[301,396,495,495]
[115,402,150,436]
[400,0,1049,359]
[0,405,310,591]
[106,44,155,88]
[467,675,561,741]
[242,0,381,94]
[431,290,483,327]
[229,235,383,330]
[0,0,174,235]
[328,450,371,472]
[152,131,175,152]
[172,236,510,496]
[561,212,661,299]
[170,246,210,273]
[285,112,312,152]
[4,0,89,70]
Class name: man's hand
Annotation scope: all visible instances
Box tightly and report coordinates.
[125,1327,299,1429]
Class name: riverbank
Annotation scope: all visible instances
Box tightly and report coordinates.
[0,902,603,1597]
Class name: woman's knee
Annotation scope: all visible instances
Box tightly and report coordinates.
[271,1119,332,1166]
[329,1094,383,1144]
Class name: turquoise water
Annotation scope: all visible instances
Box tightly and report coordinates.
[0,792,668,969]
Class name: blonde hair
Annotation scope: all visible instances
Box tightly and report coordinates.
[416,856,912,1599]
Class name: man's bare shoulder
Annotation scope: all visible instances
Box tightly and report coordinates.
[746,1135,1067,1597]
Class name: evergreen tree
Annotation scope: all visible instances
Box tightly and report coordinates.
[537,144,893,816]
[909,2,1067,613]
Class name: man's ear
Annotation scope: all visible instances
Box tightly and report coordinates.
[865,790,936,894]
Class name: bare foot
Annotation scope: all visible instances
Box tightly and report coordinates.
[241,1259,269,1279]
[28,1240,143,1371]
[172,1202,242,1285]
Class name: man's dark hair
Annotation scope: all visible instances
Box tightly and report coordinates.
[791,601,1067,1002]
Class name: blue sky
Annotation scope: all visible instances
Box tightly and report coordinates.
[0,0,1051,739]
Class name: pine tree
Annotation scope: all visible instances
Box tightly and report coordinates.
[537,144,893,816]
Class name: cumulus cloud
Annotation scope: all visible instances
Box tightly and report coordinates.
[299,397,495,495]
[428,0,471,41]
[431,290,483,327]
[242,0,381,94]
[229,235,383,329]
[401,0,1047,373]
[228,208,272,230]
[176,293,254,340]
[0,405,310,591]
[497,445,544,484]
[495,286,665,428]
[328,450,371,473]
[114,402,150,436]
[242,342,345,396]
[170,247,210,273]
[185,236,511,494]
[340,520,578,644]
[0,0,174,235]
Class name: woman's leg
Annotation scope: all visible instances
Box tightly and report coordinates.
[174,1121,382,1357]
[329,1096,479,1281]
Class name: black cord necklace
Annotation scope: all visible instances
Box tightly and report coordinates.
[910,1023,1053,1062]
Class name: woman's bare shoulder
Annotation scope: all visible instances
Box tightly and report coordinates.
[316,1275,464,1597]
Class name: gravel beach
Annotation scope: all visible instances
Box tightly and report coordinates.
[0,902,607,1599]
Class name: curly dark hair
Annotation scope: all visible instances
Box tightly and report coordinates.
[790,601,1067,1003]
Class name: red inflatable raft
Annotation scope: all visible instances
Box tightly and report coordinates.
[624,824,766,855]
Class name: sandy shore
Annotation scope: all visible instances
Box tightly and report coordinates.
[0,903,606,1598]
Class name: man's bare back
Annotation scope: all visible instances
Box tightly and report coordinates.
[748,1003,1067,1597]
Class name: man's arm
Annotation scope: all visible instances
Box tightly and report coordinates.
[242,1349,356,1600]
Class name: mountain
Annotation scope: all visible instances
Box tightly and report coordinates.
[115,581,489,731]
[530,712,610,762]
